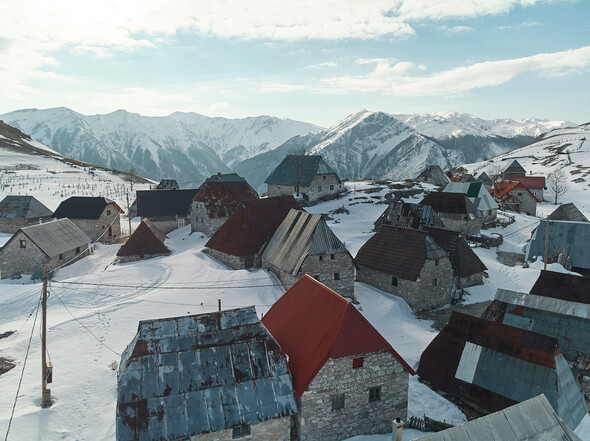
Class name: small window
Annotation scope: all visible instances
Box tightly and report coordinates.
[232,424,251,439]
[353,357,364,369]
[330,184,334,190]
[76,246,81,254]
[318,186,322,192]
[331,393,345,410]
[369,386,382,402]
[391,276,398,286]
[20,240,26,248]
[435,258,439,266]
[432,278,438,286]
[517,192,522,196]
[59,254,63,260]
[334,272,340,281]
[107,209,111,215]
[323,175,326,180]
[330,254,335,260]
[319,255,323,261]
[314,275,320,281]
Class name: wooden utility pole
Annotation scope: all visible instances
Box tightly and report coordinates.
[41,268,51,407]
[126,192,132,236]
[543,215,549,271]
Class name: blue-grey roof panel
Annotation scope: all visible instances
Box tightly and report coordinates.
[265,155,340,186]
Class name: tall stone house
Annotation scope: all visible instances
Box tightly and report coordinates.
[414,165,450,186]
[0,195,53,233]
[355,225,454,312]
[443,182,499,224]
[262,275,414,441]
[419,191,483,236]
[117,306,297,441]
[511,176,546,201]
[493,180,540,215]
[204,196,303,269]
[0,218,90,279]
[261,209,355,298]
[53,196,123,243]
[501,159,527,179]
[265,155,345,203]
[136,188,198,234]
[190,179,258,237]
[116,218,170,263]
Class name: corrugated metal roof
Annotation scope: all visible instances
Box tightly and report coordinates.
[136,189,199,218]
[16,218,90,257]
[495,289,590,320]
[262,275,414,397]
[116,219,170,257]
[53,196,122,219]
[192,180,259,219]
[117,306,297,441]
[526,220,590,271]
[413,395,582,441]
[421,191,481,216]
[548,203,589,222]
[264,155,340,187]
[530,270,590,303]
[513,176,546,189]
[261,209,348,276]
[0,195,53,219]
[444,182,499,211]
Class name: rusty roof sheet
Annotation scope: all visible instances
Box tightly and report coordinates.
[205,196,303,257]
[513,176,546,189]
[355,225,447,281]
[192,181,258,219]
[421,191,481,217]
[117,306,296,441]
[0,195,53,219]
[262,275,414,397]
[530,270,590,303]
[116,219,170,258]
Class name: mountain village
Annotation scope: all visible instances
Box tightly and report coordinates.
[1,114,589,441]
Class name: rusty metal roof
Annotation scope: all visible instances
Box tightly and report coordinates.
[117,306,296,441]
[116,219,170,258]
[192,180,258,219]
[9,218,90,257]
[205,196,303,257]
[261,209,349,276]
[264,155,340,187]
[0,195,53,219]
[417,312,587,430]
[262,275,414,398]
[355,225,447,281]
[530,270,590,304]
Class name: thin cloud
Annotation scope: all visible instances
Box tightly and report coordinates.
[438,25,475,36]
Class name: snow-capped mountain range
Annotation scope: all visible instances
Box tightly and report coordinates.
[1,107,573,192]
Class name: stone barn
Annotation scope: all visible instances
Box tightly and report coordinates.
[116,218,170,263]
[420,191,483,236]
[355,225,454,312]
[0,218,90,279]
[261,209,355,298]
[204,196,303,269]
[262,275,414,441]
[53,196,123,243]
[136,189,199,234]
[418,312,587,431]
[117,306,297,441]
[0,195,53,233]
[265,155,345,203]
[190,179,258,237]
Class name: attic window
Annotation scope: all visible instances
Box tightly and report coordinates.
[20,240,26,248]
[232,424,251,438]
[107,209,111,215]
[331,393,345,411]
[353,357,364,369]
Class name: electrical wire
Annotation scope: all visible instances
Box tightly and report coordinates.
[51,280,285,290]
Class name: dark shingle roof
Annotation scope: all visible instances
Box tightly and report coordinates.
[53,196,122,219]
[205,196,303,256]
[117,306,297,441]
[422,226,487,278]
[355,225,447,281]
[420,192,481,217]
[530,270,590,304]
[548,203,589,222]
[0,195,53,219]
[202,173,246,185]
[116,218,170,257]
[136,189,199,218]
[193,180,258,219]
[265,155,340,187]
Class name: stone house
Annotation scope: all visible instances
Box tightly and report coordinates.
[418,312,587,431]
[373,201,444,231]
[355,225,454,312]
[414,165,450,186]
[155,179,179,190]
[53,196,123,243]
[0,195,53,233]
[204,196,303,269]
[419,192,483,236]
[422,226,487,288]
[116,218,170,263]
[493,180,540,215]
[190,179,259,237]
[511,175,546,201]
[0,218,90,279]
[117,306,297,441]
[443,182,499,224]
[136,188,199,234]
[261,209,355,298]
[501,159,527,178]
[262,275,414,441]
[265,155,345,203]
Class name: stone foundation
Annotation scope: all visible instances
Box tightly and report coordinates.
[189,416,291,441]
[116,253,169,263]
[204,248,259,270]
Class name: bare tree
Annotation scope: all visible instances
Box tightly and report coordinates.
[548,167,569,204]
[486,163,505,199]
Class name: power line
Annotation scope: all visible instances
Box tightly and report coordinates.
[51,280,285,290]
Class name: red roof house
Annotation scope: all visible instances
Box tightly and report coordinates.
[492,181,540,215]
[262,275,413,440]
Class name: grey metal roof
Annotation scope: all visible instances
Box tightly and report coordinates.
[17,218,90,257]
[548,203,589,222]
[261,209,349,276]
[0,195,53,219]
[117,306,297,441]
[526,220,590,271]
[444,182,499,211]
[264,155,340,187]
[412,395,582,441]
[495,289,590,320]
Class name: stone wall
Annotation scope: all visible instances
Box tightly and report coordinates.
[0,216,53,234]
[70,204,121,243]
[190,202,228,236]
[480,209,497,224]
[438,214,482,236]
[189,416,291,441]
[459,272,483,288]
[267,173,344,204]
[356,258,454,312]
[148,216,187,235]
[295,350,409,441]
[506,190,537,216]
[203,248,255,270]
[116,252,169,263]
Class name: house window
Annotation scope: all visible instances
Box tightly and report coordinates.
[314,275,320,281]
[107,209,111,215]
[330,185,334,190]
[318,186,322,192]
[59,254,63,260]
[232,424,251,438]
[76,247,81,254]
[432,278,438,286]
[391,276,398,286]
[331,393,345,410]
[319,255,323,261]
[517,192,522,196]
[369,386,382,402]
[20,240,26,248]
[334,272,340,281]
[353,357,364,369]
[323,175,326,180]
[435,259,439,266]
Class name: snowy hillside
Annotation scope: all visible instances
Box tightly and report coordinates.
[0,108,321,188]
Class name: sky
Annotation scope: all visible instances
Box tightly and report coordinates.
[0,0,589,127]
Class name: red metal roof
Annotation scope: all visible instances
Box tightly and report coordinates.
[192,181,259,218]
[492,181,540,202]
[262,275,414,397]
[513,176,546,189]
